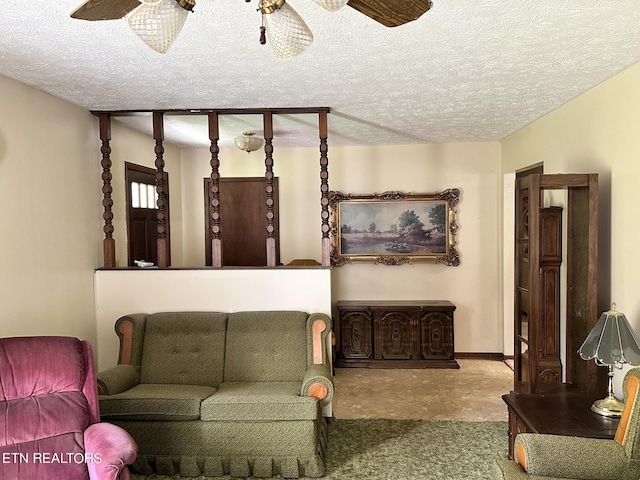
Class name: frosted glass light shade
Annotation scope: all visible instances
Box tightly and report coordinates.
[261,1,313,59]
[311,0,348,12]
[234,132,264,153]
[128,0,189,53]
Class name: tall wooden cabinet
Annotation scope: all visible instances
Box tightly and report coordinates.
[516,205,563,390]
[335,300,458,369]
[514,174,602,394]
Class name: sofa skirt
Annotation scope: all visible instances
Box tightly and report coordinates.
[112,417,328,478]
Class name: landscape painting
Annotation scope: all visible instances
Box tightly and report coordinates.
[329,190,460,266]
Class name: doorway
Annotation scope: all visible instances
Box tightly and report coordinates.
[125,162,171,266]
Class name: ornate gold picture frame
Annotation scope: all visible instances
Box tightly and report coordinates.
[329,189,460,266]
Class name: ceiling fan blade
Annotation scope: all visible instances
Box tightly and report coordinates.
[347,0,432,27]
[71,0,142,21]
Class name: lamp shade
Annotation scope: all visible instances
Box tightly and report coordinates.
[128,0,191,53]
[578,307,640,366]
[311,0,348,12]
[260,0,313,59]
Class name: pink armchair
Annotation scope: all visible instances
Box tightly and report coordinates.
[0,336,137,480]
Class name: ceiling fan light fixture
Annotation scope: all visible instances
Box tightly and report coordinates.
[139,0,195,8]
[258,0,285,15]
[128,0,192,53]
[234,132,264,153]
[174,0,195,10]
[311,0,348,12]
[259,0,313,59]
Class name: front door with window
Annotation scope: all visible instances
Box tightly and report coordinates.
[125,162,170,266]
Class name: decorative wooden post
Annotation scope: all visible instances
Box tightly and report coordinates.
[263,112,277,267]
[208,112,223,267]
[319,110,330,266]
[99,113,116,268]
[153,111,169,268]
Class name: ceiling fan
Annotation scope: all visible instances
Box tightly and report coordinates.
[70,0,433,57]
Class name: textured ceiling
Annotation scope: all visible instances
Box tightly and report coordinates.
[2,0,640,148]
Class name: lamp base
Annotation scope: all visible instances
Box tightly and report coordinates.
[591,394,625,417]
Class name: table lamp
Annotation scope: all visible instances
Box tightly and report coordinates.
[578,304,640,417]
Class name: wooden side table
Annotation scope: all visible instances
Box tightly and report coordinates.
[502,392,619,459]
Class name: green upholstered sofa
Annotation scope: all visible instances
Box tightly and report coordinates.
[97,311,333,478]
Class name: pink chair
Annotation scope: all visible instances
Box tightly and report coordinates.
[0,336,137,480]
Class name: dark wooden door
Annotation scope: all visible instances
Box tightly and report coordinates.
[514,176,532,391]
[126,162,170,267]
[204,177,279,266]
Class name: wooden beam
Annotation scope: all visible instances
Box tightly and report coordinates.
[91,107,331,117]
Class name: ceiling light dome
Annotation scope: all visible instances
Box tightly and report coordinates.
[234,132,264,153]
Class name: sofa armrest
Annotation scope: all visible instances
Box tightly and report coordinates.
[85,422,137,480]
[515,433,628,479]
[301,363,334,407]
[97,364,140,395]
[114,314,148,366]
[307,313,332,366]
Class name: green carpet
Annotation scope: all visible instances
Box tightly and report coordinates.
[132,419,508,480]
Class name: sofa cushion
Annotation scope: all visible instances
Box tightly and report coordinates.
[140,312,228,387]
[224,311,308,382]
[100,384,216,421]
[201,382,318,421]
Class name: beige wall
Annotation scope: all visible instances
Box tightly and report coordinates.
[0,73,507,358]
[330,143,503,354]
[0,74,101,345]
[180,141,503,354]
[501,61,640,393]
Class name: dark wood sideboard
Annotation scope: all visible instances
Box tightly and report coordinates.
[334,300,458,369]
[502,391,619,459]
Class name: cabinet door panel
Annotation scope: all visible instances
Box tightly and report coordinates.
[375,311,418,360]
[340,311,373,359]
[420,311,454,359]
